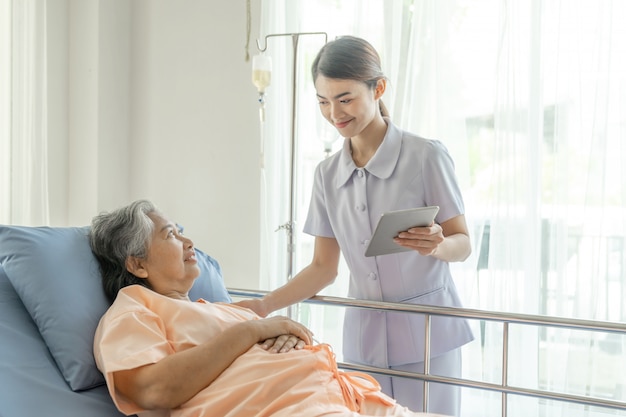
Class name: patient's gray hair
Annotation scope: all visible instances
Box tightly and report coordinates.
[89,199,157,303]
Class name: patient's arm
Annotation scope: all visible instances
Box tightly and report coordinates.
[113,316,312,410]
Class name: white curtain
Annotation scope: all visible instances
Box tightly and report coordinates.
[0,0,10,221]
[0,0,49,226]
[258,0,626,415]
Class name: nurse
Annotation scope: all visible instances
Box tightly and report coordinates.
[238,36,473,416]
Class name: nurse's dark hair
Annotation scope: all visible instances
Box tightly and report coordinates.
[311,35,389,117]
[89,199,157,303]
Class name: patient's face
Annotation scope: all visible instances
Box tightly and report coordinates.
[138,211,201,299]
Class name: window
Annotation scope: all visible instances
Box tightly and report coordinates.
[258,1,626,414]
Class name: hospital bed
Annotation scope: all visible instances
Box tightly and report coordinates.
[1,224,624,416]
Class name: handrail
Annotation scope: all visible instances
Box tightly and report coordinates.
[229,289,625,333]
[228,288,626,415]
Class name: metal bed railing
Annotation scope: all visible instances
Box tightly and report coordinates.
[228,288,626,416]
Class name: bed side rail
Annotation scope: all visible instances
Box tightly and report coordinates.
[228,288,626,416]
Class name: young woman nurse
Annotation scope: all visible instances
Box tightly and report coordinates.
[237,36,474,416]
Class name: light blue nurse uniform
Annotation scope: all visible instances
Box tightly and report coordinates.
[303,119,474,370]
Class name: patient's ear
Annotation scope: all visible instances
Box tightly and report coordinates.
[125,256,149,279]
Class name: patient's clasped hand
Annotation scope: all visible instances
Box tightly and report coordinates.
[89,200,443,416]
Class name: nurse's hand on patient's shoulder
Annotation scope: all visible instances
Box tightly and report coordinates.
[234,298,268,317]
[394,222,444,256]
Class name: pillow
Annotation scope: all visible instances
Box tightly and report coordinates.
[0,225,231,391]
[189,248,231,303]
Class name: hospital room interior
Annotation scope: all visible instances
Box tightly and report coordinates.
[1,1,625,416]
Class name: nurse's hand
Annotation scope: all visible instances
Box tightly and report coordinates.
[394,222,444,256]
[395,215,471,262]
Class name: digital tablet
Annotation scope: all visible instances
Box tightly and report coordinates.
[364,206,440,257]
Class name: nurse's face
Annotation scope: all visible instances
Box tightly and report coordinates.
[315,76,381,140]
[127,211,200,299]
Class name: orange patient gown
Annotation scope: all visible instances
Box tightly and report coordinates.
[94,285,429,417]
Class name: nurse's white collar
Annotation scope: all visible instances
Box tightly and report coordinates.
[335,119,402,189]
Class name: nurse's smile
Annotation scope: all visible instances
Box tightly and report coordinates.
[335,119,353,129]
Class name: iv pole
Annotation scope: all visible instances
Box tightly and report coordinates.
[255,32,327,317]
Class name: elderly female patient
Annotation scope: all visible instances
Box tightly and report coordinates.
[89,200,443,417]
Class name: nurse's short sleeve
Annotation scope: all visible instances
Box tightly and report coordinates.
[303,163,334,238]
[422,140,465,223]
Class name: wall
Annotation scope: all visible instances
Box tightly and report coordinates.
[48,0,263,290]
[128,0,262,290]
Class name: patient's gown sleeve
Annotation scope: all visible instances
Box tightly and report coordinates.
[94,305,173,415]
